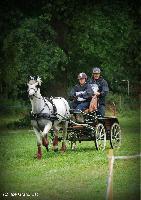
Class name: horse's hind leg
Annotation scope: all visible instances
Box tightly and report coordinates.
[60,121,68,152]
[52,127,59,152]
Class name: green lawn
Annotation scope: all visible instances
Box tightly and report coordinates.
[0,114,140,200]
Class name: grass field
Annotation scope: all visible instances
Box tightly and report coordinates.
[0,113,140,200]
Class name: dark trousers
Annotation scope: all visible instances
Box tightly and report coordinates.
[71,101,90,112]
[97,104,105,117]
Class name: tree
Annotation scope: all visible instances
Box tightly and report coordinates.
[66,1,136,88]
[0,0,140,99]
[3,16,68,98]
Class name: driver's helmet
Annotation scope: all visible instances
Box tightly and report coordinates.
[92,67,101,74]
[77,72,87,79]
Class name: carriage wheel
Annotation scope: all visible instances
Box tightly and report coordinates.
[94,123,106,151]
[110,123,121,148]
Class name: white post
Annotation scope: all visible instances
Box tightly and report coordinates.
[106,149,114,200]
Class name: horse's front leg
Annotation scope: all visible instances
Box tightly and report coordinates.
[42,121,52,153]
[52,127,59,152]
[42,135,49,152]
[33,127,42,159]
[60,121,68,152]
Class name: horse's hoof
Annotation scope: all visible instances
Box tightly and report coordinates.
[34,154,42,159]
[34,155,37,159]
[72,144,77,151]
[53,145,58,152]
[60,146,67,152]
[46,147,49,152]
[54,148,58,152]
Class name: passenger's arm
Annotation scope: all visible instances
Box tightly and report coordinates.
[100,80,109,97]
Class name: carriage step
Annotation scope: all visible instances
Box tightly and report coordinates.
[71,125,84,129]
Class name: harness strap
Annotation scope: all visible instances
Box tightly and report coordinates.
[45,97,57,115]
[30,112,58,121]
[43,97,53,115]
[30,96,58,123]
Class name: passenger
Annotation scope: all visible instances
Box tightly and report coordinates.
[69,72,93,112]
[89,67,109,117]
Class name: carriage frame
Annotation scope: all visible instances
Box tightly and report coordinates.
[66,110,121,151]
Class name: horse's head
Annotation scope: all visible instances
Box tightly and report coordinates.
[27,76,42,98]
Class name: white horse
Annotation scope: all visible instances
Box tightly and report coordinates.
[27,76,70,159]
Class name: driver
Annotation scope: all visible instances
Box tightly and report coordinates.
[69,72,93,112]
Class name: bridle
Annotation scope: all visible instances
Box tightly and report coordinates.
[28,84,56,116]
[28,85,42,99]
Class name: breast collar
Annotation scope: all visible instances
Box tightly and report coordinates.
[31,96,57,121]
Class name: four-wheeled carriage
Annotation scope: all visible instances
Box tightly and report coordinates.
[67,110,121,150]
[27,76,121,158]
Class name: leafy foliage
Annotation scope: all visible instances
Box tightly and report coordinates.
[2,16,68,98]
[66,2,136,84]
[0,0,140,98]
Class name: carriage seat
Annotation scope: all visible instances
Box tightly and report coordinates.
[69,109,84,123]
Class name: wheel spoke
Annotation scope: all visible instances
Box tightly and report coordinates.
[110,123,121,148]
[114,131,120,138]
[95,123,106,150]
[100,133,105,138]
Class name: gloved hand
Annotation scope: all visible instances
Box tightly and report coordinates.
[73,96,77,100]
[69,96,77,101]
[76,93,83,98]
[94,91,100,96]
